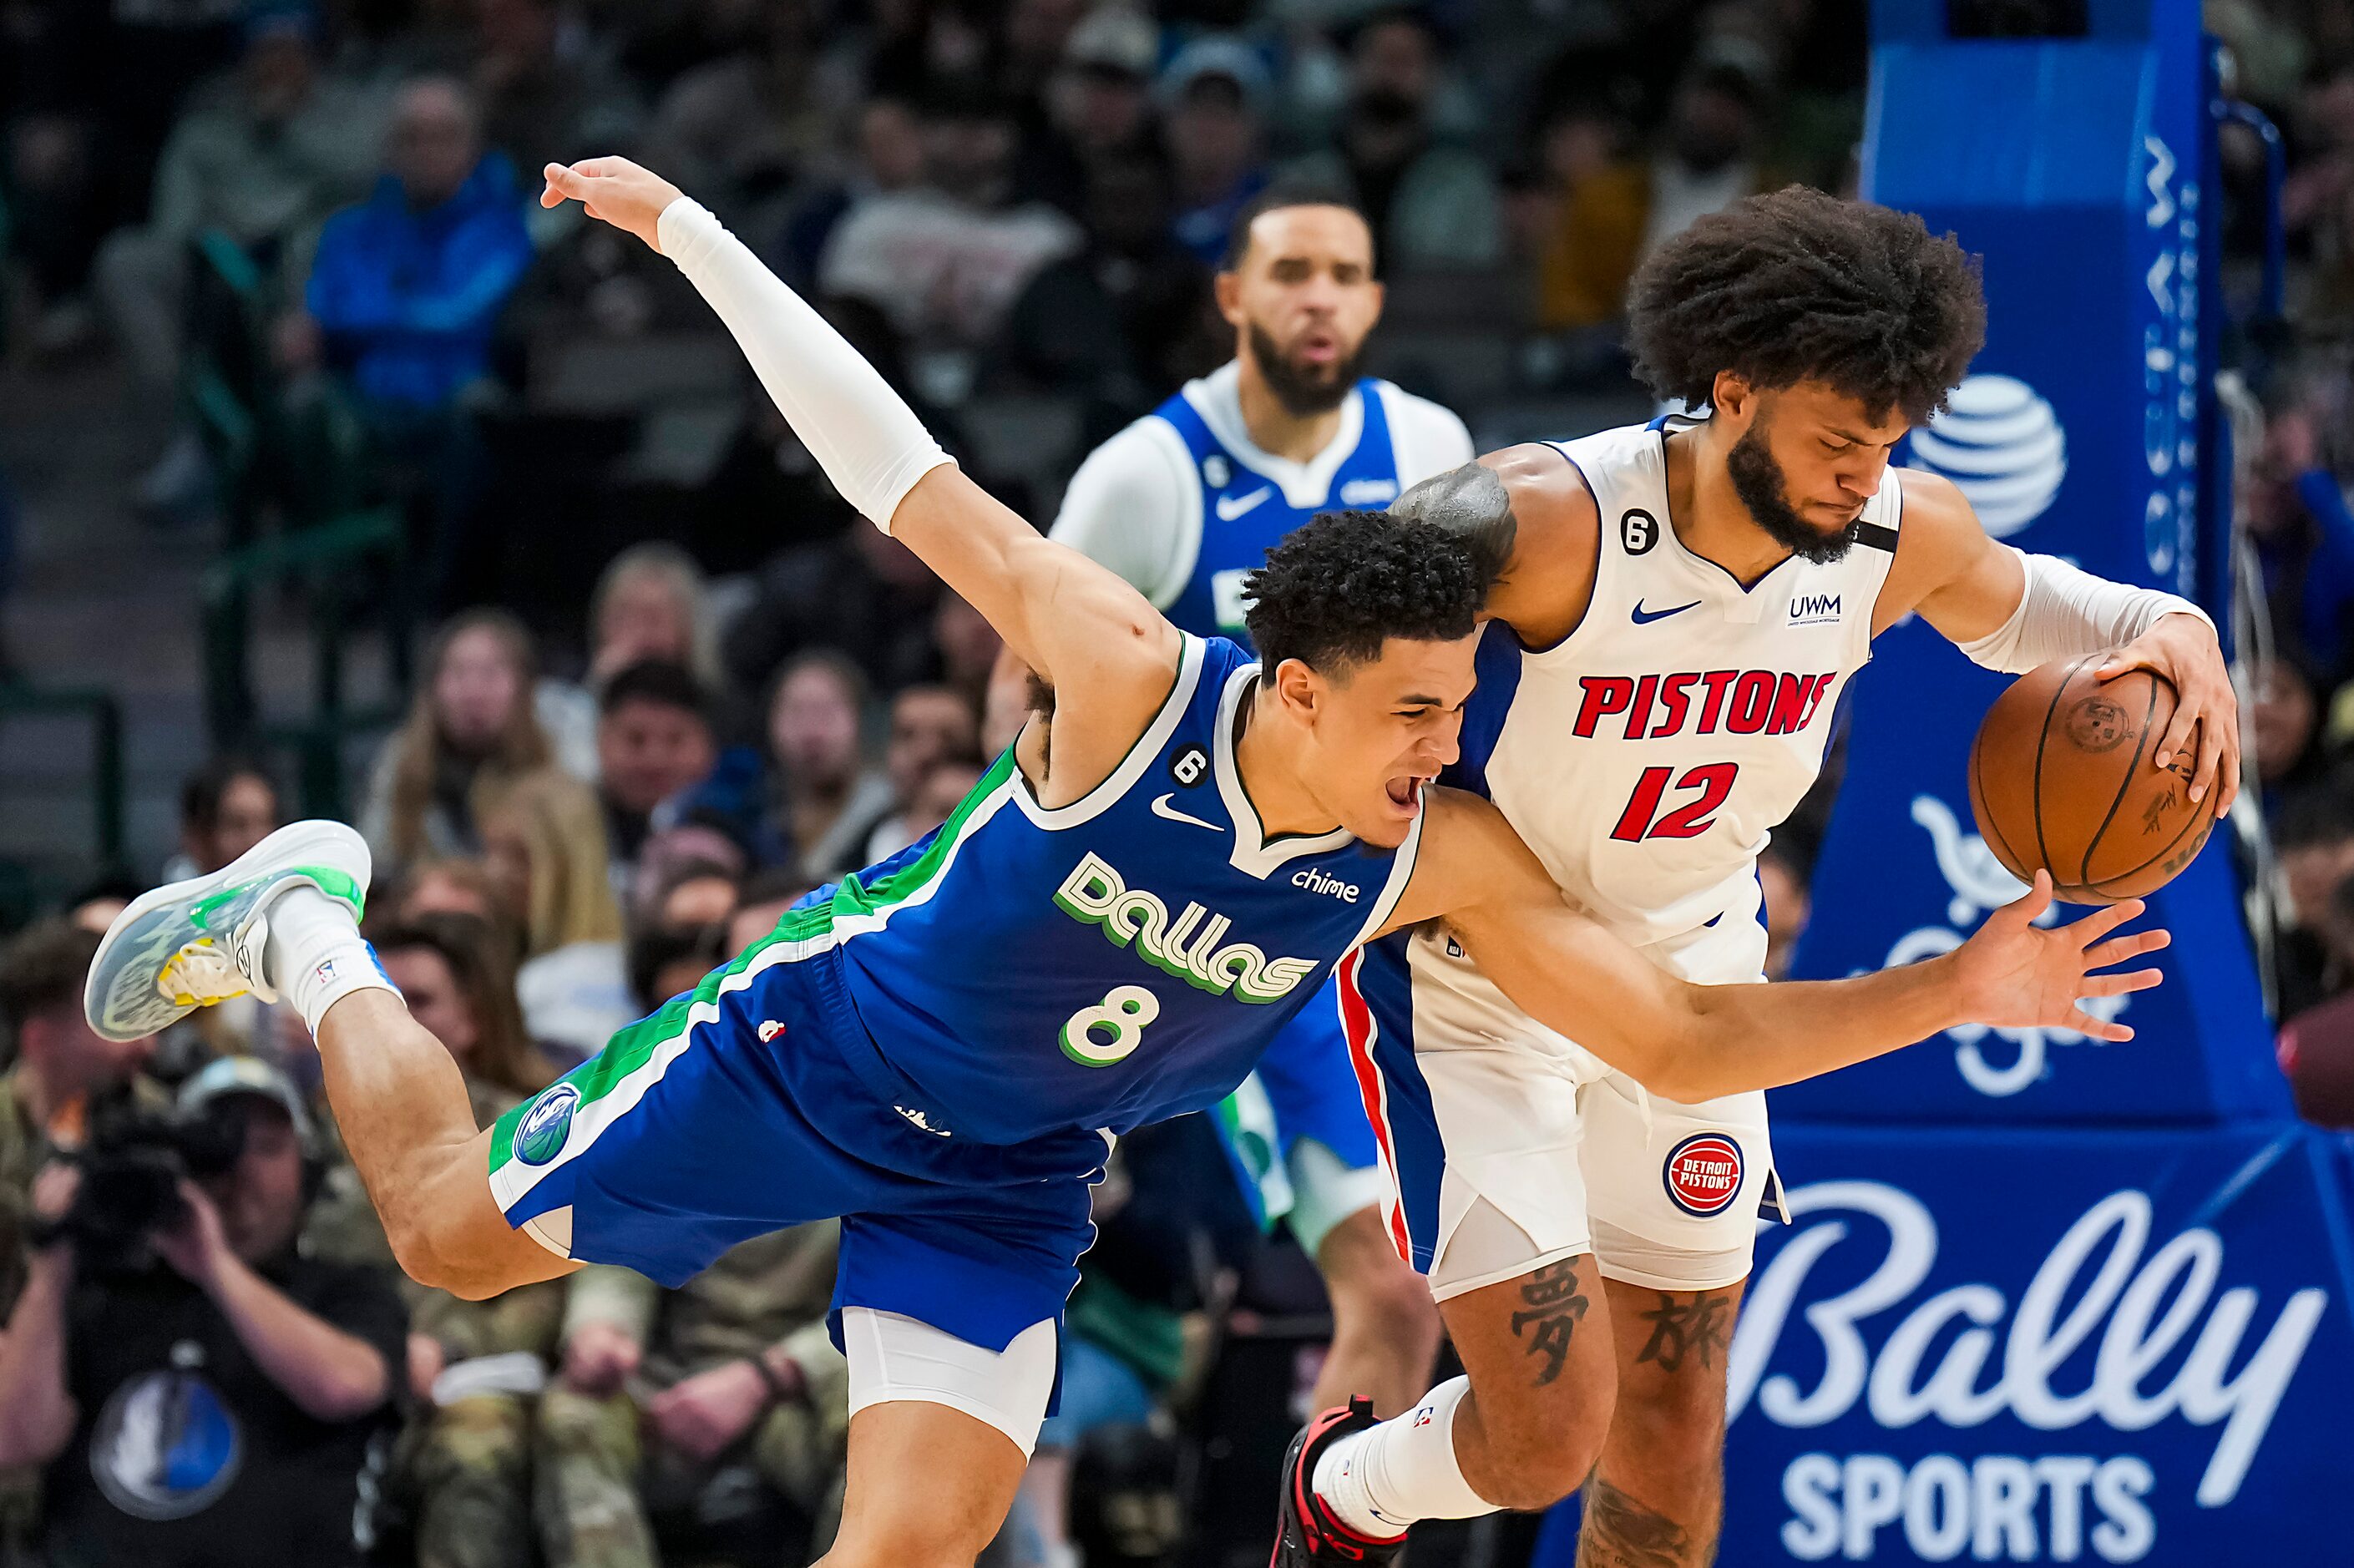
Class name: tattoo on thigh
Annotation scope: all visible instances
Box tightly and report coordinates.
[1577,1476,1695,1568]
[1634,1290,1735,1375]
[1508,1258,1591,1386]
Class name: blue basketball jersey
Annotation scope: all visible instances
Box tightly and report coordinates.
[818,635,1423,1146]
[1153,380,1405,642]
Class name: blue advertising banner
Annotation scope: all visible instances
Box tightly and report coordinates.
[1532,1124,2354,1565]
[1783,0,2280,1125]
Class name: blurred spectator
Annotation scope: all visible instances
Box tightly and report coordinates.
[295,75,534,604]
[162,756,284,883]
[931,589,1006,709]
[2279,874,2354,1125]
[626,919,729,1014]
[725,867,818,958]
[1526,94,1648,333]
[1,923,159,1298]
[2272,781,2354,1017]
[297,77,532,412]
[373,917,569,1568]
[772,94,929,290]
[2245,397,2354,682]
[473,804,625,1065]
[362,609,558,867]
[538,1223,849,1565]
[858,685,982,861]
[721,525,944,716]
[1162,38,1274,266]
[645,0,851,234]
[651,855,742,931]
[537,543,723,781]
[1635,60,1775,261]
[2252,658,2321,797]
[626,822,749,930]
[995,152,1221,416]
[468,0,644,180]
[766,652,894,882]
[92,9,379,397]
[386,858,526,961]
[477,770,630,1060]
[0,1058,402,1568]
[2286,68,2354,324]
[982,645,1040,757]
[1279,13,1501,271]
[818,81,1085,347]
[1029,3,1161,210]
[595,659,721,886]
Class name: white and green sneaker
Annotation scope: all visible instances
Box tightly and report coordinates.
[84,820,372,1041]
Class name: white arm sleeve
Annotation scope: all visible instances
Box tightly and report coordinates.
[1048,423,1195,607]
[1956,546,2215,674]
[659,197,949,532]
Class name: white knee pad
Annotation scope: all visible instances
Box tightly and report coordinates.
[840,1308,1060,1458]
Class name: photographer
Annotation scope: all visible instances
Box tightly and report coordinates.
[0,1057,405,1568]
[2,921,161,1307]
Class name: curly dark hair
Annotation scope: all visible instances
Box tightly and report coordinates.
[1243,510,1486,674]
[1627,186,1987,426]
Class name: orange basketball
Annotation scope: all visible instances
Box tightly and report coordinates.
[1966,655,2214,904]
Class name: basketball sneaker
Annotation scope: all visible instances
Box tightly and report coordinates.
[84,820,372,1041]
[1270,1399,1407,1566]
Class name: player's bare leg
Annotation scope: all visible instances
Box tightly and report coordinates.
[1278,1253,1619,1561]
[314,989,575,1298]
[1435,1257,1617,1508]
[822,1402,1028,1568]
[1575,1278,1744,1568]
[1312,1206,1445,1417]
[80,822,569,1303]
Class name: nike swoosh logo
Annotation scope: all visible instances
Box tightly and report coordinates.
[1215,488,1273,521]
[1632,599,1703,625]
[1151,793,1223,832]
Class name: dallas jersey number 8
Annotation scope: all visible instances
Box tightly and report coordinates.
[1061,984,1162,1066]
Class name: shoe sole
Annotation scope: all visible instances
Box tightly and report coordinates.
[84,820,372,1041]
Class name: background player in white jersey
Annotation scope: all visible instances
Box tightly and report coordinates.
[1051,184,1473,1418]
[1279,187,2240,1567]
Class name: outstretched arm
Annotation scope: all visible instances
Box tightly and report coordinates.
[1881,470,2238,816]
[1384,791,2167,1104]
[539,158,1178,753]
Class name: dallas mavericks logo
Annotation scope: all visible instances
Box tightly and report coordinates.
[91,1363,243,1520]
[1906,375,2068,538]
[515,1082,581,1166]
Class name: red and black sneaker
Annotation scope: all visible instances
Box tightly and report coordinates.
[1269,1397,1408,1566]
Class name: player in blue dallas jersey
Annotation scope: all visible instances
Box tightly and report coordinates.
[1050,181,1475,1418]
[84,158,2167,1568]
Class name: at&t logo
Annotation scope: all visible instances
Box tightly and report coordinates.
[1906,376,2068,539]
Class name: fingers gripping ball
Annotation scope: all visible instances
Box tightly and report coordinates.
[1967,654,2214,904]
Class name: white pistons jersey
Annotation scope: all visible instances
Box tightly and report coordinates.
[1418,419,1904,1029]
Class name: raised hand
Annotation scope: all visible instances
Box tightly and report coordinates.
[539,158,685,255]
[1948,872,2168,1041]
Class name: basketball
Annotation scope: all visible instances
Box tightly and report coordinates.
[1967,655,2215,904]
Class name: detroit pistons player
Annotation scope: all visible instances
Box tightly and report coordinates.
[1275,187,2240,1565]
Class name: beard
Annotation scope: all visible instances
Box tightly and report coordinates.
[1248,321,1365,417]
[1727,418,1860,565]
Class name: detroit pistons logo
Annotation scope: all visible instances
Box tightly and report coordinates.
[1662,1132,1744,1217]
